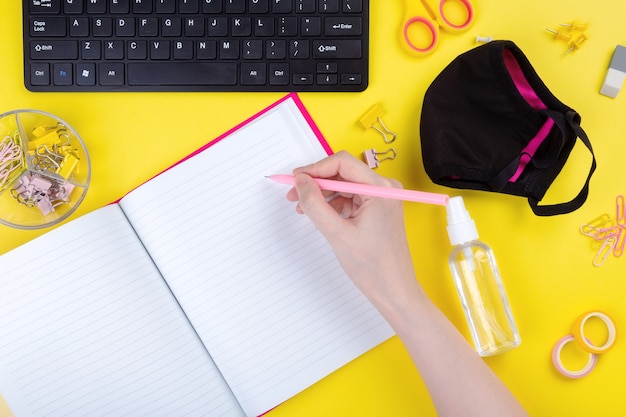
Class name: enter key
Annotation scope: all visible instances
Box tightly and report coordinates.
[324,17,362,36]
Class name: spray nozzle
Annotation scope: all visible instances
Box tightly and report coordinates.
[446,196,479,246]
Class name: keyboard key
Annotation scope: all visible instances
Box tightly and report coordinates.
[196,40,217,59]
[110,0,130,13]
[219,40,239,59]
[295,0,315,13]
[289,40,309,59]
[341,73,361,84]
[30,17,66,37]
[93,18,113,37]
[81,40,101,59]
[343,0,362,13]
[319,0,339,13]
[53,63,73,85]
[76,63,96,85]
[312,40,361,59]
[86,0,106,14]
[243,40,263,59]
[241,63,266,85]
[127,63,237,85]
[138,17,158,36]
[150,40,171,59]
[278,17,297,36]
[317,73,337,85]
[156,0,176,13]
[317,62,337,73]
[202,0,222,13]
[116,18,136,36]
[272,0,292,13]
[162,17,182,36]
[324,17,362,36]
[104,40,124,59]
[132,0,152,13]
[127,40,148,59]
[99,62,125,85]
[249,0,269,13]
[63,0,83,14]
[29,0,61,14]
[30,40,78,60]
[254,17,274,36]
[225,0,245,13]
[301,17,321,36]
[30,63,50,85]
[69,17,89,37]
[267,40,286,59]
[179,0,199,13]
[293,73,313,85]
[184,17,204,36]
[269,63,289,85]
[174,40,194,59]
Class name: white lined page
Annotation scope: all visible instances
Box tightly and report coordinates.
[119,97,394,417]
[0,204,245,417]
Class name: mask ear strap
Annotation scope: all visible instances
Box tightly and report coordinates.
[528,111,596,216]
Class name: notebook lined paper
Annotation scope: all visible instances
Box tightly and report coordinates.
[0,95,394,417]
[119,97,394,416]
[0,205,244,417]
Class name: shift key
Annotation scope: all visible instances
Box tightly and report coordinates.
[30,40,78,60]
[312,40,361,59]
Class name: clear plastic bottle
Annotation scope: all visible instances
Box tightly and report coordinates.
[445,196,521,357]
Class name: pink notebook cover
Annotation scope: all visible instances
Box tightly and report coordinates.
[113,93,332,203]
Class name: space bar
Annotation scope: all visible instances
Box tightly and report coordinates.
[127,63,237,85]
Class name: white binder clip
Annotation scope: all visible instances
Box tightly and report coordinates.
[363,148,397,168]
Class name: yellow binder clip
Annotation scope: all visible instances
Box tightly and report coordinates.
[359,104,397,144]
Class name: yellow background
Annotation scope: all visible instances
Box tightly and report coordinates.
[1,0,626,415]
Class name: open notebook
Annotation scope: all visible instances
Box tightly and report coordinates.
[0,94,394,417]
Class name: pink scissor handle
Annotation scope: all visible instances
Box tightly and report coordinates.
[403,16,439,54]
[438,0,474,31]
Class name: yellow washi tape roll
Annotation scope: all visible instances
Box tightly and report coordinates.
[572,311,617,354]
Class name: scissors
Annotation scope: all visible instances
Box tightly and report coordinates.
[402,0,475,55]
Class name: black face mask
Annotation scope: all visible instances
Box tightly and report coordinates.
[420,40,596,216]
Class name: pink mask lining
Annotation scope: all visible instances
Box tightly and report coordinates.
[503,49,555,182]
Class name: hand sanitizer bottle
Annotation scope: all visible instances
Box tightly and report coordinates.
[445,196,521,357]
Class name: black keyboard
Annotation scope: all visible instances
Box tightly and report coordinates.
[22,0,369,92]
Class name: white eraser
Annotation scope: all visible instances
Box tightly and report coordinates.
[600,68,626,98]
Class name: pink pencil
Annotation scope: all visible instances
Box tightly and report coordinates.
[268,174,449,206]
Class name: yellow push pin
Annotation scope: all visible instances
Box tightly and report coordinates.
[560,21,588,32]
[565,32,588,55]
[545,27,572,42]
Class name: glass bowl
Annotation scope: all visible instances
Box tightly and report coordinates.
[0,110,90,229]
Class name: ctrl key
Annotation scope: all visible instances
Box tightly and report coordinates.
[30,63,50,86]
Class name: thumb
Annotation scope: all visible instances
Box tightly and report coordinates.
[293,173,340,232]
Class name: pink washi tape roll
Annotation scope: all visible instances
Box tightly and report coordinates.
[552,335,597,378]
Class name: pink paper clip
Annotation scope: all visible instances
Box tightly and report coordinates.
[617,195,625,227]
[593,236,617,267]
[614,227,625,257]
